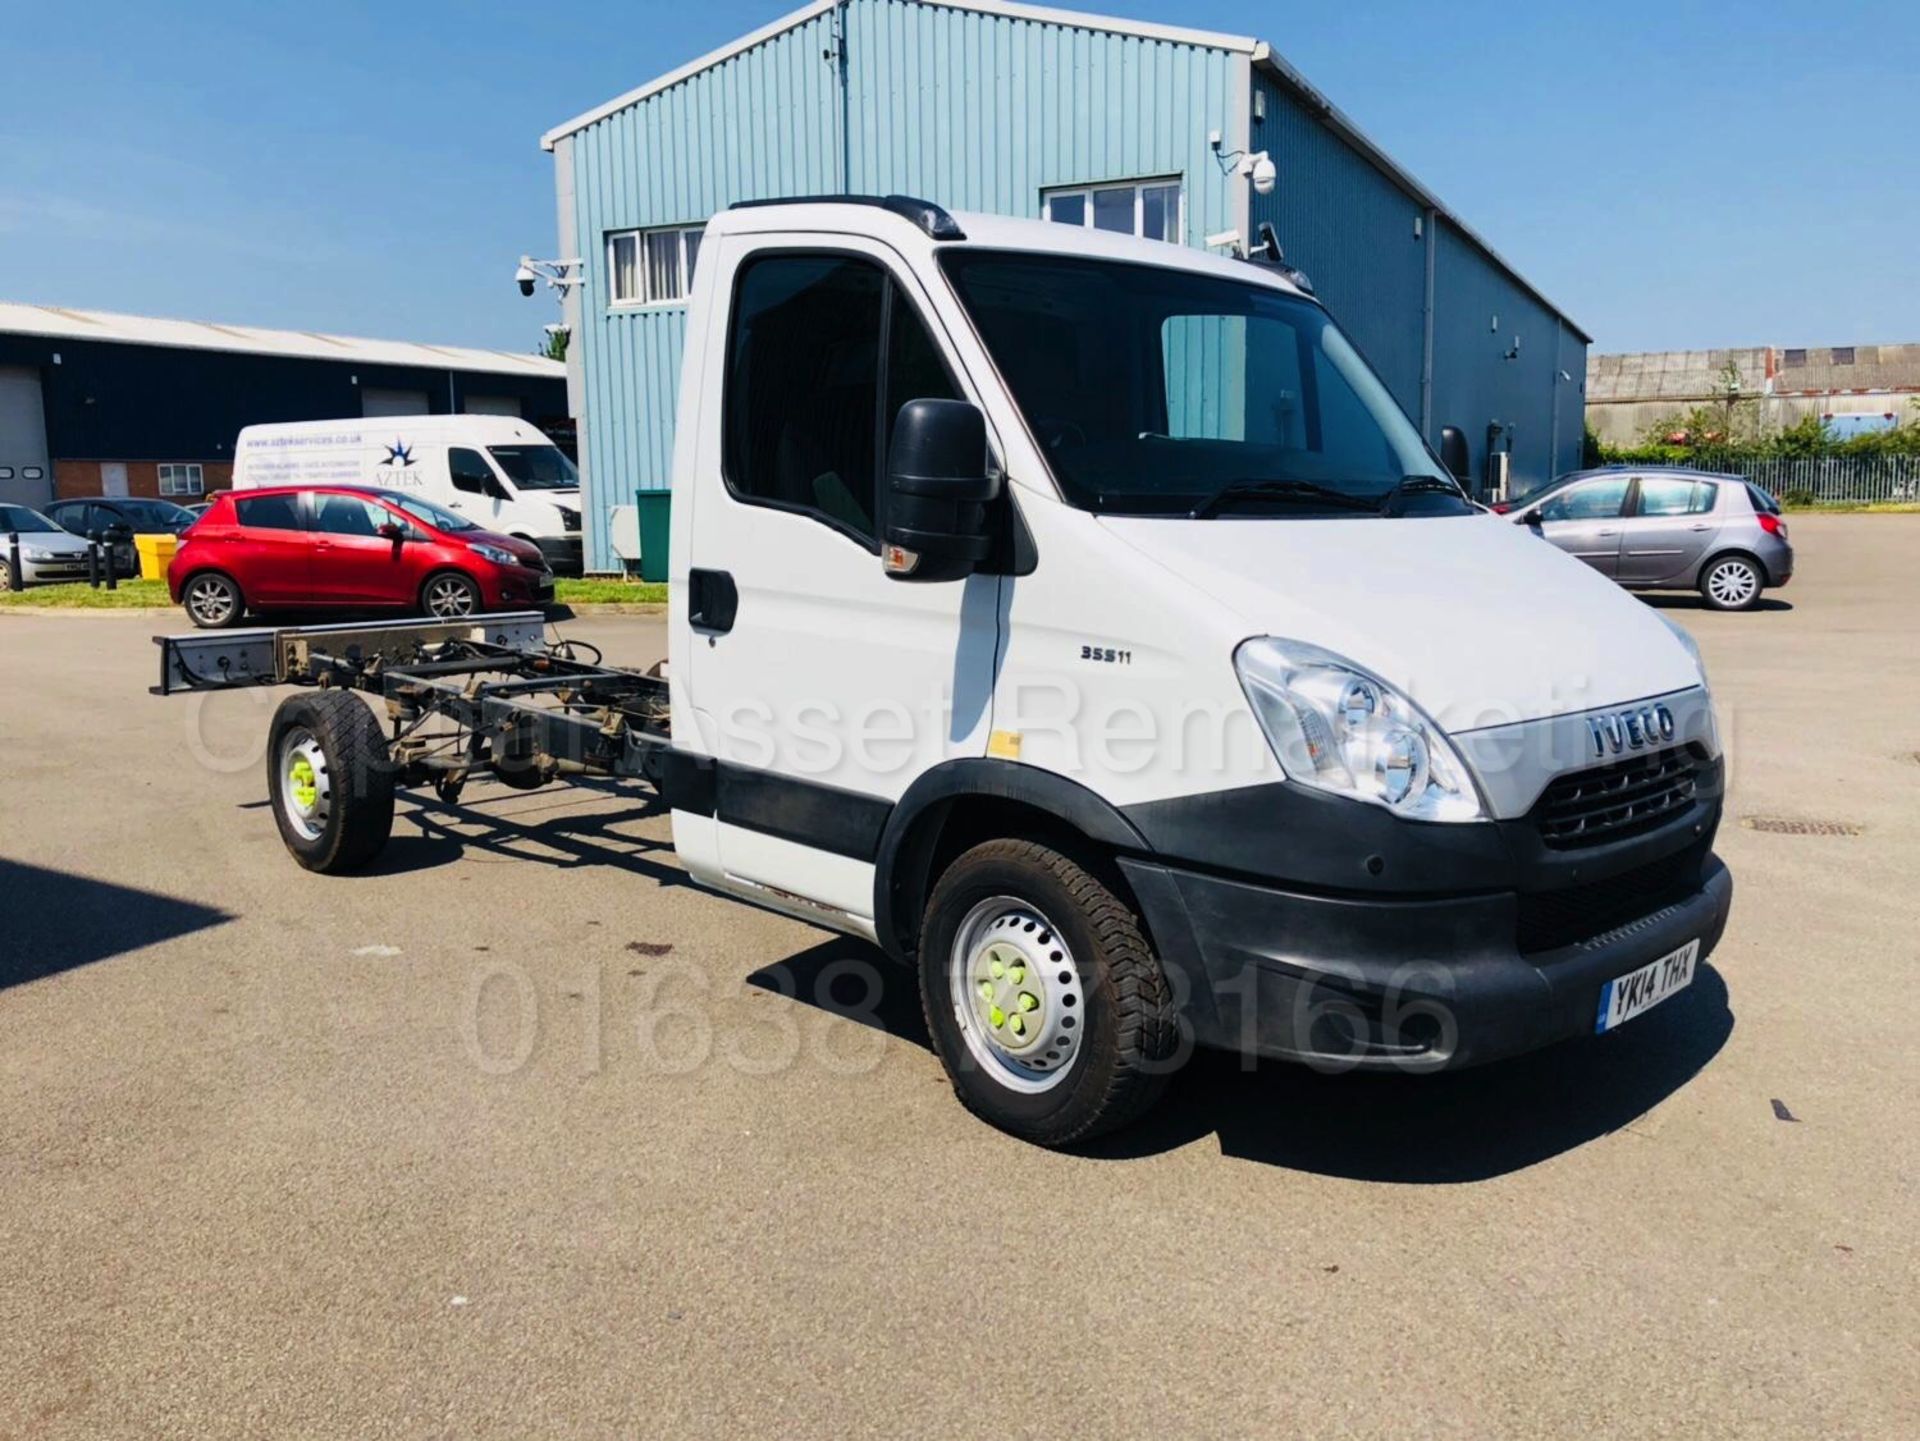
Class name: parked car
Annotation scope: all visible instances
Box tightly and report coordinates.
[231,415,584,573]
[0,503,109,588]
[1502,468,1793,610]
[166,485,554,628]
[44,495,200,575]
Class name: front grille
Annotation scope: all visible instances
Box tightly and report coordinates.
[1515,845,1704,954]
[1535,747,1702,849]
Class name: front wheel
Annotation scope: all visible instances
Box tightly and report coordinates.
[267,691,395,872]
[1700,554,1763,611]
[420,570,482,619]
[919,840,1181,1147]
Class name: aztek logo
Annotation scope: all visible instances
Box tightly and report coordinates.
[380,440,416,468]
[1588,702,1677,757]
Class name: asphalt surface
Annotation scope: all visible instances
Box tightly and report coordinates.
[2,515,1915,1438]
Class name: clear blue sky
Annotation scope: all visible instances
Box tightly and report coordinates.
[2,0,1914,357]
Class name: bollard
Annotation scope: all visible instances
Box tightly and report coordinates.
[6,531,19,592]
[105,536,118,591]
[87,533,101,588]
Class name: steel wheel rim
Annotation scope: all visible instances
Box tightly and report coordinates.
[949,895,1085,1095]
[426,576,476,617]
[188,576,234,624]
[1708,560,1757,607]
[277,727,331,842]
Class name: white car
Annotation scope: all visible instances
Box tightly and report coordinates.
[0,503,109,587]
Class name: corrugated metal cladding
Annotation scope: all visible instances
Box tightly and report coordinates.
[1248,72,1426,419]
[557,0,1585,568]
[565,7,843,571]
[1429,219,1585,495]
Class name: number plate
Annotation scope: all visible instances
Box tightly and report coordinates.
[1594,939,1699,1034]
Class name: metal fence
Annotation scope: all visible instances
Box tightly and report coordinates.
[1665,454,1920,504]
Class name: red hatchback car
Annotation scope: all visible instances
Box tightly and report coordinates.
[168,486,554,629]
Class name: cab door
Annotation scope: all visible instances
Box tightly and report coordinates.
[1530,474,1632,575]
[308,491,414,605]
[447,447,510,532]
[676,235,1001,927]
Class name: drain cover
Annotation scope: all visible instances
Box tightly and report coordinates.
[1740,816,1862,837]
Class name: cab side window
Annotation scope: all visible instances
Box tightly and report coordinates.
[1542,477,1629,522]
[449,448,496,495]
[234,494,304,530]
[723,254,959,545]
[1635,478,1714,516]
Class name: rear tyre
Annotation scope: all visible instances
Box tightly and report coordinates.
[421,570,482,619]
[918,839,1180,1147]
[184,571,244,628]
[267,691,395,873]
[1700,553,1763,611]
[0,559,17,592]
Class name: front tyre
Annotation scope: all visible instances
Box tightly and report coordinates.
[1700,554,1763,611]
[267,691,395,872]
[421,570,482,619]
[919,840,1180,1147]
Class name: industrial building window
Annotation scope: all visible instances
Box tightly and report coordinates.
[1831,346,1855,366]
[157,463,204,496]
[1782,349,1806,368]
[608,225,705,306]
[1043,179,1183,244]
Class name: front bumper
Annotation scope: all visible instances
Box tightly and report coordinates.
[1118,774,1733,1073]
[532,535,583,575]
[492,566,555,608]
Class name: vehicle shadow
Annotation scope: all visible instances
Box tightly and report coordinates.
[0,857,234,992]
[752,933,1733,1183]
[1642,593,1793,614]
[357,779,690,888]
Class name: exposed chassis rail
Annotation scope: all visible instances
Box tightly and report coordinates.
[152,612,684,798]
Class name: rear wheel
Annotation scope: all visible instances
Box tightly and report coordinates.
[184,571,244,628]
[267,691,395,872]
[919,840,1180,1147]
[1700,553,1763,611]
[0,558,17,592]
[420,570,482,619]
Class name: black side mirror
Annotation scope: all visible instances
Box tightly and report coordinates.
[883,399,997,582]
[1439,425,1470,484]
[377,521,407,542]
[485,479,511,501]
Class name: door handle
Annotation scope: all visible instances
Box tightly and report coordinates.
[1597,529,1618,537]
[688,568,738,634]
[1689,523,1712,531]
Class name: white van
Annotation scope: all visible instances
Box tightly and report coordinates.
[231,415,583,571]
[171,198,1732,1149]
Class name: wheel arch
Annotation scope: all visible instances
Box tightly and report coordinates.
[872,759,1149,964]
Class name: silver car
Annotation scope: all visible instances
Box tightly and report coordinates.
[1507,468,1794,611]
[0,503,109,588]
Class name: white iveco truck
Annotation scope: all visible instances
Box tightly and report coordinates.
[154,197,1731,1147]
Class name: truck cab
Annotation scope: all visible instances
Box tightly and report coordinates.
[663,197,1731,1145]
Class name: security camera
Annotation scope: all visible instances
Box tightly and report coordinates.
[1249,152,1277,196]
[514,262,538,298]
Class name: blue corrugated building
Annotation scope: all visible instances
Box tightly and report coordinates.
[541,0,1590,572]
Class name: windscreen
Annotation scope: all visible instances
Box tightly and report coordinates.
[119,500,197,529]
[488,445,579,490]
[0,505,61,534]
[941,250,1454,516]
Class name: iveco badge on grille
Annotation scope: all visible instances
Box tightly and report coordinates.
[1589,702,1677,757]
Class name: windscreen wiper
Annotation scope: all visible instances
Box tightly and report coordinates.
[1375,474,1467,516]
[1189,479,1377,519]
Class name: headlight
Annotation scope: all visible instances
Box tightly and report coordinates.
[1234,638,1485,822]
[467,542,517,566]
[23,547,57,561]
[1660,615,1708,687]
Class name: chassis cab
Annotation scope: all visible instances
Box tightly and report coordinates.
[659,198,1731,1144]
